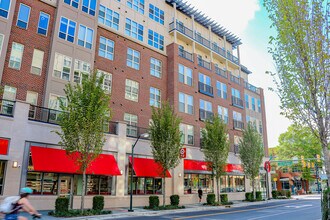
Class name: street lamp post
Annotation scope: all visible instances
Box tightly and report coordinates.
[128,133,149,212]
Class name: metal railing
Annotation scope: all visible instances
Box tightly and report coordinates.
[199,109,214,121]
[227,51,239,64]
[233,120,244,130]
[28,105,65,125]
[244,81,260,94]
[197,57,211,70]
[126,125,149,139]
[230,74,241,85]
[170,21,194,39]
[195,33,210,48]
[179,48,194,62]
[232,96,244,108]
[198,82,214,97]
[0,99,15,117]
[212,43,226,58]
[215,66,228,79]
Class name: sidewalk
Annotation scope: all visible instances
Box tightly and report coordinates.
[20,199,287,220]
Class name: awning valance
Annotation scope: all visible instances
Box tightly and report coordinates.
[30,146,121,176]
[129,157,171,178]
[184,160,244,174]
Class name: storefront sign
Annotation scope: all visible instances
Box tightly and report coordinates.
[180,148,186,158]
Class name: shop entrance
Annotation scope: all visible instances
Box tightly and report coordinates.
[59,175,73,208]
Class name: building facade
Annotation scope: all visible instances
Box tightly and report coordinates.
[0,0,269,209]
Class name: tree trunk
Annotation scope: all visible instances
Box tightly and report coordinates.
[322,145,330,186]
[81,170,86,213]
[162,176,166,207]
[216,177,220,203]
[252,179,255,200]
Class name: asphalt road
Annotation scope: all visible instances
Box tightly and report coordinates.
[115,196,321,220]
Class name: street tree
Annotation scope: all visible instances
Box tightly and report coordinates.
[264,0,330,181]
[239,123,264,199]
[276,124,322,160]
[201,115,229,203]
[149,101,182,207]
[56,71,111,212]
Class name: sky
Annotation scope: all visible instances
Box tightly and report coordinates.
[186,0,291,148]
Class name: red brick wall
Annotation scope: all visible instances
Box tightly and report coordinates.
[94,27,168,128]
[1,0,55,106]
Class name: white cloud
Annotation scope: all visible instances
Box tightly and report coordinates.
[187,0,260,36]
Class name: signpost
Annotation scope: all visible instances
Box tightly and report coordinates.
[180,148,186,158]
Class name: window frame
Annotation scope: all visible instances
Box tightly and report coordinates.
[148,29,164,51]
[127,0,144,14]
[0,0,11,19]
[37,12,50,36]
[31,49,45,75]
[98,36,114,60]
[82,0,96,16]
[150,57,162,78]
[97,70,112,94]
[53,53,72,81]
[77,24,94,49]
[125,79,139,102]
[126,48,140,70]
[63,0,79,8]
[73,59,90,84]
[58,17,76,43]
[98,5,120,31]
[178,64,193,86]
[9,42,24,70]
[149,87,161,108]
[179,92,194,115]
[125,18,144,42]
[149,4,164,25]
[180,123,194,145]
[16,3,31,29]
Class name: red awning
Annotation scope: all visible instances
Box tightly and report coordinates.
[30,146,121,176]
[184,160,243,174]
[0,138,9,155]
[129,157,171,178]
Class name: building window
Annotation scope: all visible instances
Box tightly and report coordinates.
[150,87,161,108]
[49,94,67,110]
[281,181,290,190]
[98,5,119,30]
[220,175,245,193]
[37,12,50,36]
[149,4,164,25]
[218,106,228,124]
[150,58,162,78]
[53,53,72,81]
[127,48,140,70]
[148,29,164,51]
[82,0,96,16]
[0,0,11,19]
[180,124,194,145]
[3,85,17,101]
[31,49,44,75]
[259,120,263,134]
[216,81,227,99]
[97,70,112,93]
[127,171,162,195]
[200,99,213,121]
[127,0,144,14]
[124,113,138,137]
[0,34,3,55]
[26,91,38,118]
[251,97,256,111]
[98,36,114,60]
[245,94,249,109]
[63,0,79,8]
[233,111,242,121]
[199,73,213,96]
[257,99,261,113]
[78,25,93,49]
[125,18,143,41]
[125,79,139,102]
[184,174,213,194]
[74,60,90,84]
[0,161,6,194]
[282,167,288,173]
[179,92,193,115]
[86,175,113,195]
[232,88,241,99]
[178,64,193,86]
[59,17,76,43]
[17,4,30,29]
[9,42,24,70]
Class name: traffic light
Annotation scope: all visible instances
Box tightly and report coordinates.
[301,156,306,167]
[316,154,321,163]
[307,162,310,168]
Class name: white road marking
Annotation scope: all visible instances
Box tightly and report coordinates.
[284,204,313,208]
[247,206,315,220]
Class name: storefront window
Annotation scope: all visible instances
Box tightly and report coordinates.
[26,172,43,194]
[184,173,213,194]
[220,175,245,193]
[87,175,100,195]
[42,173,58,195]
[0,161,6,194]
[282,181,290,190]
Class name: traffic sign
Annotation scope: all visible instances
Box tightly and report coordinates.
[264,161,271,173]
[278,161,293,166]
[180,148,186,158]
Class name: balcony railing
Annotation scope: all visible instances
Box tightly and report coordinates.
[215,66,228,79]
[199,109,214,121]
[212,43,226,58]
[233,120,244,130]
[169,21,194,39]
[195,33,211,48]
[126,125,149,139]
[230,74,240,85]
[197,57,211,70]
[0,99,15,117]
[245,82,260,94]
[232,96,244,108]
[198,82,214,97]
[227,51,239,64]
[28,105,65,125]
[179,48,193,62]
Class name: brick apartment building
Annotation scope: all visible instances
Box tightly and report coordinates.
[0,0,269,209]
